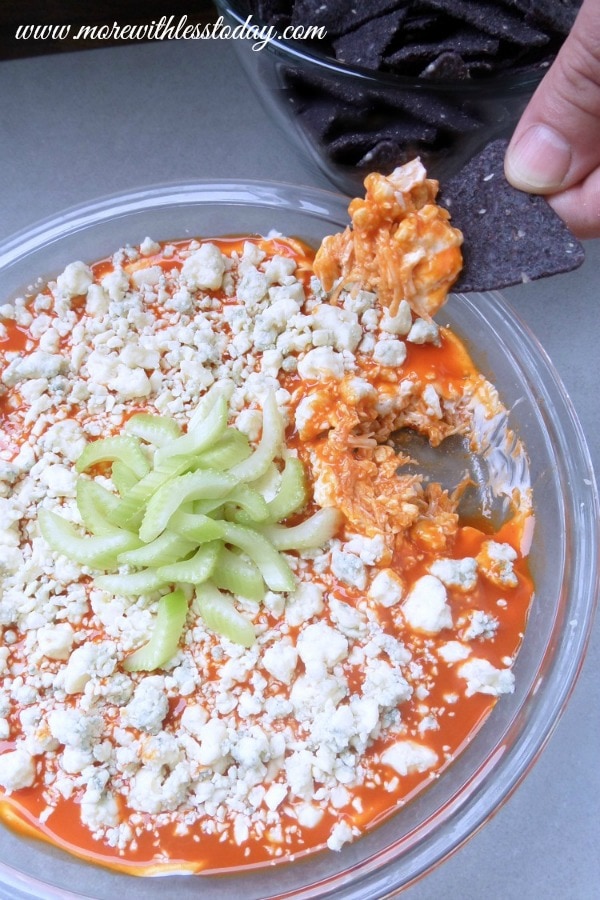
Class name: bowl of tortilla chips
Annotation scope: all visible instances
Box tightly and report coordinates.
[217,0,581,194]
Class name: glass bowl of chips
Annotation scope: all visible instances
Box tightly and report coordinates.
[0,178,597,899]
[216,0,579,194]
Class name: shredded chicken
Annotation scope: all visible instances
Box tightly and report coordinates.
[303,396,460,559]
[292,382,463,558]
[310,436,421,542]
[297,159,470,556]
[314,159,463,317]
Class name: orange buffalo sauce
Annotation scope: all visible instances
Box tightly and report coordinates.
[0,212,533,873]
[0,534,533,875]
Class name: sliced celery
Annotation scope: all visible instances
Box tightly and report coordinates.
[140,469,236,543]
[124,413,182,447]
[39,508,141,569]
[228,391,284,483]
[169,510,225,543]
[38,383,346,642]
[117,530,196,567]
[193,428,251,471]
[225,484,270,523]
[123,588,188,672]
[76,434,150,479]
[154,395,228,468]
[104,500,145,534]
[192,497,227,517]
[153,452,196,475]
[195,583,255,648]
[265,456,307,522]
[111,463,186,530]
[211,546,265,602]
[157,540,221,584]
[259,507,342,551]
[221,522,294,592]
[95,568,170,595]
[248,462,280,499]
[76,478,122,536]
[111,460,139,495]
[186,381,233,433]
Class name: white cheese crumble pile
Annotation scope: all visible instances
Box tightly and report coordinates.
[0,231,532,873]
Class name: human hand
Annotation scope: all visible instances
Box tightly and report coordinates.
[504,0,600,239]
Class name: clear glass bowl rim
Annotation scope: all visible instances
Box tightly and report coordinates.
[0,180,350,271]
[0,179,597,900]
[215,0,549,94]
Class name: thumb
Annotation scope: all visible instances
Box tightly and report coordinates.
[505,0,600,194]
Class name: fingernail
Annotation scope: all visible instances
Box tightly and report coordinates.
[505,124,572,192]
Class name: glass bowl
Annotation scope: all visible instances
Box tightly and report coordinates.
[0,181,597,899]
[216,0,556,195]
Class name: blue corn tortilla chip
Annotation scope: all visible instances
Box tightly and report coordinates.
[421,0,550,46]
[293,94,363,141]
[327,119,438,163]
[356,139,419,170]
[386,28,500,68]
[285,65,479,135]
[283,67,372,109]
[440,139,585,292]
[420,52,472,80]
[502,0,580,36]
[256,2,580,75]
[333,8,410,70]
[399,11,441,35]
[382,88,481,134]
[257,0,291,22]
[291,0,404,38]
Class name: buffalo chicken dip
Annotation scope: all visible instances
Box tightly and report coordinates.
[0,162,533,873]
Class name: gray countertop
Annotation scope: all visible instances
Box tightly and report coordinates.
[1,38,598,900]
